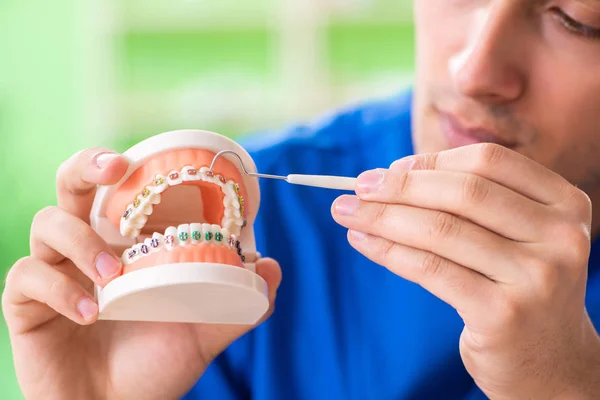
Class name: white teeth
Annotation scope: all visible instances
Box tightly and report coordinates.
[201,223,211,243]
[223,184,236,198]
[132,215,148,229]
[137,242,150,257]
[141,203,154,216]
[182,165,200,181]
[221,228,230,245]
[190,223,202,244]
[148,192,161,204]
[120,224,131,237]
[152,175,169,192]
[215,175,227,187]
[151,232,165,252]
[164,227,178,249]
[144,237,159,254]
[152,232,163,240]
[122,247,139,264]
[210,224,222,245]
[154,175,169,193]
[167,170,183,186]
[121,224,140,238]
[122,223,241,265]
[177,224,190,246]
[199,166,211,176]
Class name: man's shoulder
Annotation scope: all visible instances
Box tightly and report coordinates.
[239,88,414,172]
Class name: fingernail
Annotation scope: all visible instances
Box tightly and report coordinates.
[335,195,360,215]
[95,252,121,279]
[77,297,98,320]
[349,230,367,241]
[94,153,118,169]
[390,158,416,172]
[357,170,384,193]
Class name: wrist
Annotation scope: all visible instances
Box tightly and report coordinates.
[553,317,600,400]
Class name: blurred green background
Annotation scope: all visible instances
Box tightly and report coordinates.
[0,0,415,397]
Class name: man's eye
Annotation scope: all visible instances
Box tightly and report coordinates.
[550,7,600,40]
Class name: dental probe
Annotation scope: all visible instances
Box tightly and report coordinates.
[208,150,357,191]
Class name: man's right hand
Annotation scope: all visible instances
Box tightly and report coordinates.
[2,148,282,400]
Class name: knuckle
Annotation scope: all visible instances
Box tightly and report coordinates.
[371,203,389,226]
[380,240,396,265]
[445,275,473,300]
[571,188,592,222]
[554,222,591,267]
[496,297,524,327]
[528,258,560,300]
[557,185,592,223]
[519,249,550,272]
[69,226,95,249]
[462,174,490,205]
[475,143,506,170]
[420,252,446,278]
[4,256,33,288]
[418,152,440,170]
[431,211,461,241]
[396,170,413,197]
[47,274,72,298]
[32,206,59,231]
[56,149,85,184]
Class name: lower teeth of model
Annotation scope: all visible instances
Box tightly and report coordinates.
[122,223,243,265]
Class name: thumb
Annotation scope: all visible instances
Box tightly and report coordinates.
[254,257,282,323]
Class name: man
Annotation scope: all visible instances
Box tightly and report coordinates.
[3,2,600,399]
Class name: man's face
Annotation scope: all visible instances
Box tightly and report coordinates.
[412,0,600,190]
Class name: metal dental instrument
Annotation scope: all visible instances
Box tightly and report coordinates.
[208,150,357,191]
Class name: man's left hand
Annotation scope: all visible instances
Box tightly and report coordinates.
[331,143,600,399]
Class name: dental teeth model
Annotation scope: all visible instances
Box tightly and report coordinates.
[89,129,269,325]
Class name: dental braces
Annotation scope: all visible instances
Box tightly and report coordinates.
[120,165,247,238]
[123,223,245,265]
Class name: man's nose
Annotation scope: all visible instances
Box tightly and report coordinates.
[449,5,527,104]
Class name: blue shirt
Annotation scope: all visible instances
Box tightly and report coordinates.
[183,89,600,399]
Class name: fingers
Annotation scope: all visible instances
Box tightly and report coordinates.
[56,148,129,222]
[253,258,282,325]
[331,195,525,283]
[3,256,99,331]
[345,230,497,317]
[30,206,123,286]
[389,143,570,206]
[254,257,282,321]
[354,168,555,242]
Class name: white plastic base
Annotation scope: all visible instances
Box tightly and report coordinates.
[96,263,269,325]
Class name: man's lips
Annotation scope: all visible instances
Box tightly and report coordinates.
[438,111,518,149]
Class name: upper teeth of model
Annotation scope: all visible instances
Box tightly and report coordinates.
[122,223,244,265]
[120,165,246,238]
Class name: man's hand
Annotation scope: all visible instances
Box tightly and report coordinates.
[2,148,281,400]
[331,143,600,399]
